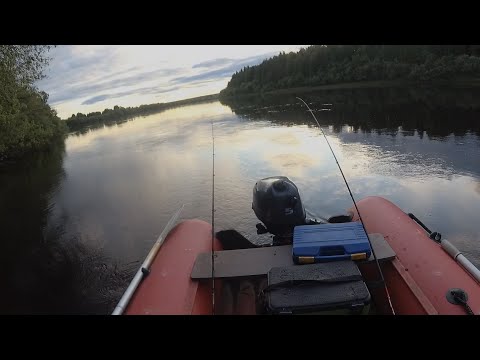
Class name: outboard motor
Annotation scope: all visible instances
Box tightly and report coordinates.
[252,176,307,239]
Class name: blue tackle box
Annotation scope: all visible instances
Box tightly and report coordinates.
[292,222,372,264]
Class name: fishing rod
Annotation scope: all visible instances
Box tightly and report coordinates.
[211,117,216,315]
[296,97,396,315]
[112,204,184,315]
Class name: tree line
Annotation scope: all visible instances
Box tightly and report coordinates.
[219,45,480,97]
[221,86,480,139]
[65,94,219,131]
[0,46,66,161]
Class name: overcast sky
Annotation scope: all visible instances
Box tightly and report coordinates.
[38,45,307,119]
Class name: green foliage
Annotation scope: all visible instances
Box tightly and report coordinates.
[219,45,480,98]
[0,45,52,86]
[0,45,66,161]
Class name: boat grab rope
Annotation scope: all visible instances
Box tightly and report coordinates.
[296,97,396,315]
[211,117,216,315]
[407,213,442,242]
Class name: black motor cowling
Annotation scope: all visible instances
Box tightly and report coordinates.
[252,176,307,236]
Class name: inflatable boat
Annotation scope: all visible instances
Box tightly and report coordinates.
[112,175,480,316]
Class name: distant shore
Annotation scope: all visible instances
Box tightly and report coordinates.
[66,78,480,133]
[65,93,220,132]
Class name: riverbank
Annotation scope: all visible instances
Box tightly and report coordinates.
[0,95,67,163]
[220,78,480,100]
[65,93,219,132]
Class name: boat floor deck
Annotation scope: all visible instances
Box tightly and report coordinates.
[193,233,394,315]
[216,277,267,315]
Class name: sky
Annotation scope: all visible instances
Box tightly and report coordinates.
[37,45,307,119]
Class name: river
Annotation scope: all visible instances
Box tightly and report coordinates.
[1,86,479,314]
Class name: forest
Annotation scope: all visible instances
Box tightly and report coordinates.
[4,45,480,161]
[219,45,480,98]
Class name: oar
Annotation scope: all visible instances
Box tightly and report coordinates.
[441,240,480,283]
[112,204,185,315]
[408,212,480,283]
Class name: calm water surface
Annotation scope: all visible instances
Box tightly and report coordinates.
[1,87,480,314]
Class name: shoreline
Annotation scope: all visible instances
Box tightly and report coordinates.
[220,78,480,99]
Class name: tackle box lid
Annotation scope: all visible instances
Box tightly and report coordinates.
[292,222,372,262]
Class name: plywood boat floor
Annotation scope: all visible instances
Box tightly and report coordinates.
[191,233,395,280]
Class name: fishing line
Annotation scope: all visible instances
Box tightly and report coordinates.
[296,97,396,315]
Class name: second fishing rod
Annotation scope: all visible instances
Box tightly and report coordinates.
[296,96,396,315]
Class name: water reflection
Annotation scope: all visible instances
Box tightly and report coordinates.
[0,141,130,314]
[221,87,480,179]
[220,86,480,138]
[2,87,480,313]
[220,87,480,263]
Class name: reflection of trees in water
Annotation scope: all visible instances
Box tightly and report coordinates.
[32,222,135,314]
[68,117,135,136]
[220,87,480,138]
[0,142,129,314]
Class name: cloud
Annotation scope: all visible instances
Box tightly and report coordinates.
[81,85,181,105]
[192,58,233,69]
[81,95,110,105]
[39,46,184,106]
[36,46,302,118]
[173,51,280,85]
[48,67,184,105]
[72,51,283,107]
[171,67,235,84]
[40,46,119,89]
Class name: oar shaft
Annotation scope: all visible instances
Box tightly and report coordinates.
[112,204,185,315]
[441,239,480,283]
[112,267,145,315]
